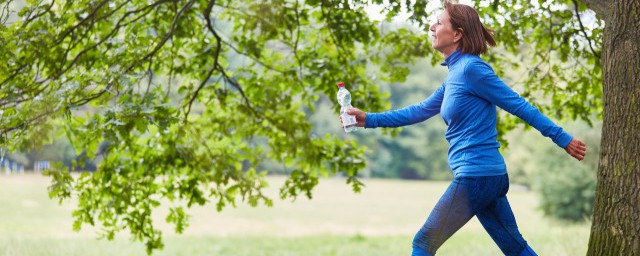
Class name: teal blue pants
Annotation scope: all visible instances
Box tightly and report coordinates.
[411,174,538,256]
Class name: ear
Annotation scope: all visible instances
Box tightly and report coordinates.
[453,28,463,43]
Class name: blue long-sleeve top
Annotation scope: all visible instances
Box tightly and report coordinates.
[365,50,573,177]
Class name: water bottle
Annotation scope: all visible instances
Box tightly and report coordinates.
[337,82,358,133]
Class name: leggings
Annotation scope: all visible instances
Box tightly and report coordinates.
[411,174,538,256]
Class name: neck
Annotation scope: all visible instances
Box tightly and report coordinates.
[441,46,459,58]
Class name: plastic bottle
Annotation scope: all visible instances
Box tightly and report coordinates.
[337,82,358,133]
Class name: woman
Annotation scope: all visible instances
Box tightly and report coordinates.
[343,2,587,256]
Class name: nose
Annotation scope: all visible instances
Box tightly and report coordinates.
[429,23,435,33]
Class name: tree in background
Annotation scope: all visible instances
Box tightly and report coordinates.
[0,0,428,253]
[574,2,640,255]
[0,0,637,255]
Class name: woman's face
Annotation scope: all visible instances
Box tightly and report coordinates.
[429,11,461,56]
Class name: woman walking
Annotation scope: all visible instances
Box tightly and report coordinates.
[343,2,587,255]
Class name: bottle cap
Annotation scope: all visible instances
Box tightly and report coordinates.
[337,82,345,87]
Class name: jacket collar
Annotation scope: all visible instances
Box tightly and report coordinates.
[441,49,463,67]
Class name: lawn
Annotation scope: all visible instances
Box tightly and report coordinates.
[0,174,589,256]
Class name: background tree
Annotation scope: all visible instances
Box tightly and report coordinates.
[575,1,640,255]
[0,0,427,253]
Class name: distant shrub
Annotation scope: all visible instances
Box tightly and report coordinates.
[508,122,600,222]
[536,163,596,221]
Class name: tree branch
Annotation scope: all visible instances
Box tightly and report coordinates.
[181,0,223,119]
[50,0,167,83]
[203,4,222,78]
[290,0,305,83]
[184,65,217,119]
[49,12,128,83]
[0,64,28,89]
[572,0,601,59]
[0,1,13,24]
[69,0,189,106]
[125,0,195,73]
[211,3,291,74]
[24,0,55,23]
[2,0,176,111]
[0,107,59,136]
[204,0,259,118]
[55,0,110,44]
[220,40,291,73]
[179,0,221,120]
[320,1,351,77]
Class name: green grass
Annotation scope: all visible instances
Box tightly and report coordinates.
[0,174,590,255]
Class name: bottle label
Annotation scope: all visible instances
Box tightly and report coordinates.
[341,113,357,127]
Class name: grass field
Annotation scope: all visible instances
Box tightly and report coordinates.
[0,174,590,256]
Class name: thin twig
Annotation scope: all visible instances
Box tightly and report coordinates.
[24,0,55,23]
[571,0,600,59]
[125,0,195,73]
[184,65,216,119]
[55,0,110,44]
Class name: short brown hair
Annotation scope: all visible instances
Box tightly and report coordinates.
[444,1,496,55]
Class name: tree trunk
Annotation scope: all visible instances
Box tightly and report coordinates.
[586,1,640,255]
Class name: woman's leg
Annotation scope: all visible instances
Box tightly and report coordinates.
[412,178,475,255]
[475,177,538,256]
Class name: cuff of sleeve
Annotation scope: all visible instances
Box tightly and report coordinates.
[555,132,573,148]
[364,113,377,128]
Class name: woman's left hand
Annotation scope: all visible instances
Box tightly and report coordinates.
[565,138,587,161]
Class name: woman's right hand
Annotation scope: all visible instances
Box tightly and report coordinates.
[339,108,367,128]
[346,108,366,127]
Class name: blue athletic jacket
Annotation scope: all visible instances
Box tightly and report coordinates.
[365,50,573,177]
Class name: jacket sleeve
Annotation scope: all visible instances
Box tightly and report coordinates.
[365,84,445,128]
[464,61,573,148]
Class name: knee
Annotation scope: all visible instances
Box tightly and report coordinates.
[412,229,435,255]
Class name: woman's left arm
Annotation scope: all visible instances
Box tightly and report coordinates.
[465,61,586,160]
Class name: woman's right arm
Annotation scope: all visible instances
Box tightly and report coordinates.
[361,84,445,128]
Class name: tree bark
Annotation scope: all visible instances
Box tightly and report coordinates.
[586,1,640,255]
[579,0,609,17]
